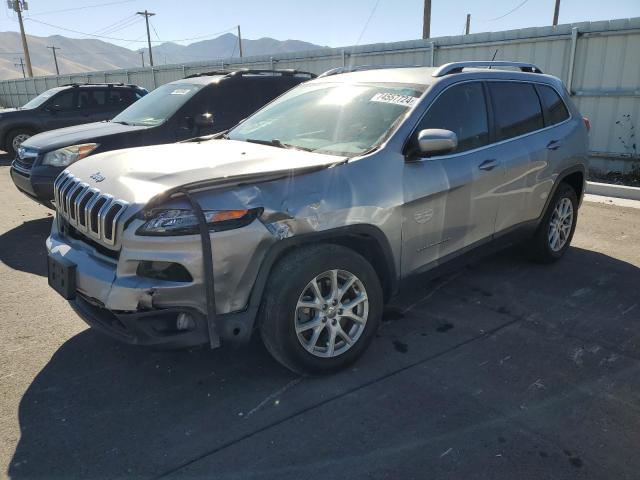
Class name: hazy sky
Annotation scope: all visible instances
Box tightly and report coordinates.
[1,0,639,50]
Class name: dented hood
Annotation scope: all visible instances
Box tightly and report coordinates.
[63,139,346,206]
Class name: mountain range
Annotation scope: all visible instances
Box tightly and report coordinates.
[0,31,323,80]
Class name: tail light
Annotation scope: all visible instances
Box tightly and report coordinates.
[583,117,591,133]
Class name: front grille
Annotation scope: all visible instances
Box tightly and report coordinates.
[15,146,39,169]
[54,172,128,246]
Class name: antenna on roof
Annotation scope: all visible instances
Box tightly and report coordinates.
[488,49,499,69]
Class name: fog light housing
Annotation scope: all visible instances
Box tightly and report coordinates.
[176,312,195,331]
[137,261,193,282]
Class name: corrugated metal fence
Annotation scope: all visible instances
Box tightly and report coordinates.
[1,18,639,169]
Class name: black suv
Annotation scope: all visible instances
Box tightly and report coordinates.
[10,69,315,207]
[1,83,147,156]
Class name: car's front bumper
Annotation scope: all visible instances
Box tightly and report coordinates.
[10,161,60,207]
[46,217,274,348]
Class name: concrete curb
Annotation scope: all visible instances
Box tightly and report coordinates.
[586,181,640,201]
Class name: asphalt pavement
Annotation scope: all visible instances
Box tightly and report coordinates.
[1,152,639,479]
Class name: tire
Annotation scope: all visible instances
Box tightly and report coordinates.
[526,182,579,263]
[260,244,383,375]
[5,128,34,156]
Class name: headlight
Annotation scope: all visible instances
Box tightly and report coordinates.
[42,143,99,167]
[136,208,262,236]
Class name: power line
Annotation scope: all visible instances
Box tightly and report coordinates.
[355,0,381,46]
[484,0,530,22]
[25,17,152,42]
[92,15,141,37]
[25,0,136,17]
[24,17,238,44]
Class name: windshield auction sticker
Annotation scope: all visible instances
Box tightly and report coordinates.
[170,88,191,95]
[371,92,419,107]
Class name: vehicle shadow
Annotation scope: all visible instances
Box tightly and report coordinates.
[0,217,52,277]
[0,151,12,166]
[7,246,640,478]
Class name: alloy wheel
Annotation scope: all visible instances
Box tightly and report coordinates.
[548,197,573,252]
[295,269,369,358]
[12,133,31,152]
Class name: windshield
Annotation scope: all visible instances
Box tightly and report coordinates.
[22,88,63,109]
[227,82,425,157]
[112,82,204,126]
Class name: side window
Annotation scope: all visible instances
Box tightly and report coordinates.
[77,90,93,109]
[416,82,489,154]
[537,84,570,126]
[105,89,135,108]
[489,82,544,141]
[49,90,75,111]
[90,90,108,107]
[210,82,254,125]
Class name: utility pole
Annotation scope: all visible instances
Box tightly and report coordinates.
[465,14,471,35]
[136,10,155,66]
[14,57,26,78]
[237,25,243,58]
[139,51,145,68]
[47,45,61,75]
[8,0,33,77]
[422,0,431,39]
[553,0,561,26]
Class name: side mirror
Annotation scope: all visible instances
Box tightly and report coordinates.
[195,113,214,128]
[414,129,458,157]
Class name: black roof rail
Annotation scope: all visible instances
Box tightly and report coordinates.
[432,61,543,77]
[318,64,421,78]
[185,69,316,79]
[58,82,141,88]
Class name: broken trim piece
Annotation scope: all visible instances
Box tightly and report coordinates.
[180,189,220,349]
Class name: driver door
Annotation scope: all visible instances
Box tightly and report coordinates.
[40,90,79,130]
[402,81,503,276]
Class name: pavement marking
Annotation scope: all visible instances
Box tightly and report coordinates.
[243,377,303,419]
[439,447,453,458]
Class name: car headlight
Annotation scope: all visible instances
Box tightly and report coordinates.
[42,143,99,167]
[136,208,262,236]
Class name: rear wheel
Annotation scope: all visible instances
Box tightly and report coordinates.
[526,182,578,263]
[260,244,383,375]
[6,128,34,156]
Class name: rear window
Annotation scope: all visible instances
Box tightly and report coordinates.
[489,82,544,141]
[537,84,570,126]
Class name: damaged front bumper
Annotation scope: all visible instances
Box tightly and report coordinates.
[46,215,275,348]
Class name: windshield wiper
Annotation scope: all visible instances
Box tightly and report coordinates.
[113,120,131,126]
[245,138,314,152]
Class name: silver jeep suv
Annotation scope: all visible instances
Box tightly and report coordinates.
[47,61,589,374]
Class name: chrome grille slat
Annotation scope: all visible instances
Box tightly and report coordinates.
[53,173,128,247]
[76,188,99,231]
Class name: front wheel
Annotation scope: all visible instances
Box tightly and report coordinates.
[260,244,383,375]
[6,128,34,156]
[526,182,579,263]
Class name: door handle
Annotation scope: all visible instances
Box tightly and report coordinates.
[547,140,562,150]
[478,159,498,171]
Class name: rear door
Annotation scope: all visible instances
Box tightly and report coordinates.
[487,81,548,232]
[402,81,503,275]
